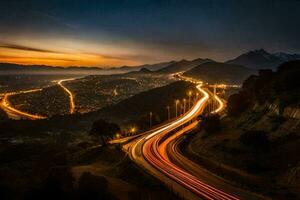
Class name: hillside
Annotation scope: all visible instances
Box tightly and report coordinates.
[183,62,255,84]
[120,61,176,71]
[227,49,300,70]
[227,60,300,115]
[97,81,196,127]
[184,60,300,199]
[0,81,195,138]
[157,58,213,74]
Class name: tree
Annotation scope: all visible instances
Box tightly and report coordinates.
[89,119,120,145]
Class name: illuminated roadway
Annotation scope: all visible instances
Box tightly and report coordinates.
[0,89,46,120]
[0,78,77,119]
[119,74,266,199]
[127,84,240,199]
[159,91,264,199]
[57,78,76,114]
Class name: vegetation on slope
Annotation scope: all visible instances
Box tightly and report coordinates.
[183,61,300,199]
[228,60,300,116]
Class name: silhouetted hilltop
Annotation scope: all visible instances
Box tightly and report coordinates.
[184,62,254,84]
[120,61,176,71]
[157,58,214,74]
[228,60,300,115]
[227,49,300,70]
[97,81,195,125]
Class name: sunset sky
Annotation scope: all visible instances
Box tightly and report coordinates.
[0,0,299,67]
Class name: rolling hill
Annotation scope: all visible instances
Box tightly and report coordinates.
[120,61,176,71]
[97,81,195,124]
[156,58,214,74]
[184,62,255,84]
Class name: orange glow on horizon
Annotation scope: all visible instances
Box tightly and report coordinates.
[0,46,140,67]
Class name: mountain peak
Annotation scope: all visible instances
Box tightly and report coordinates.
[139,67,151,73]
[255,48,268,53]
[249,48,270,56]
[227,49,300,70]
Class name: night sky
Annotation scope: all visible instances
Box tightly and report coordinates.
[0,0,299,67]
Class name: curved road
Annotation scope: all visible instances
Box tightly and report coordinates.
[161,92,265,200]
[120,75,266,199]
[0,78,77,119]
[0,89,46,120]
[128,85,238,199]
[57,78,76,114]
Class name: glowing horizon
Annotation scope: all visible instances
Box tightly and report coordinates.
[1,1,299,67]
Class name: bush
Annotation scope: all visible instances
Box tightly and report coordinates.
[90,119,120,144]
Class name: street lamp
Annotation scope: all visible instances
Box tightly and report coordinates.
[175,99,180,118]
[183,98,186,113]
[166,106,170,120]
[131,127,136,135]
[188,91,192,109]
[149,112,152,128]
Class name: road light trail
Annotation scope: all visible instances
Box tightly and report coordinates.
[117,73,267,199]
[128,83,241,199]
[211,93,224,114]
[157,84,264,199]
[0,89,46,120]
[57,78,76,114]
[140,85,241,200]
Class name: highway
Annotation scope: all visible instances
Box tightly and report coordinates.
[57,78,76,114]
[160,93,264,200]
[0,89,46,120]
[0,78,77,119]
[118,74,266,199]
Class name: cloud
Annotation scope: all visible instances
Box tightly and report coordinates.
[0,42,60,53]
[0,55,77,62]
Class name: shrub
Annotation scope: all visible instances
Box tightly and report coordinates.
[90,119,120,144]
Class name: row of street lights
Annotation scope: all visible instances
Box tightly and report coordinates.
[148,90,200,129]
[118,85,223,139]
[174,90,198,118]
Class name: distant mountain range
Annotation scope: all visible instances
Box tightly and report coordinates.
[0,62,104,71]
[119,60,176,71]
[184,62,255,84]
[156,58,214,74]
[0,63,108,75]
[226,49,300,70]
[0,61,175,75]
[0,49,299,76]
